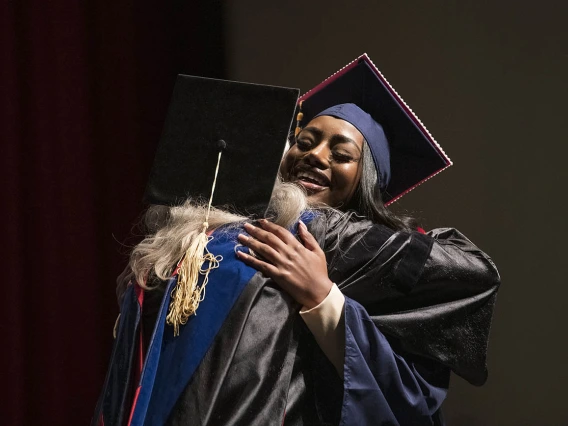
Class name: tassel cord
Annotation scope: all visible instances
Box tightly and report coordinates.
[166,150,224,336]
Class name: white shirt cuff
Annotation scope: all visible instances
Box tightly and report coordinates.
[299,283,345,378]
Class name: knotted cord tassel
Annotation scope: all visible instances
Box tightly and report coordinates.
[165,148,224,336]
[294,101,304,137]
[165,222,221,336]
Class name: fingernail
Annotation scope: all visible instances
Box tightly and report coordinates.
[243,222,253,230]
[238,233,249,241]
[299,220,306,229]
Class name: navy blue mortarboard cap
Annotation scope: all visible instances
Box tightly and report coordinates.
[145,75,299,211]
[297,54,451,205]
[314,103,391,191]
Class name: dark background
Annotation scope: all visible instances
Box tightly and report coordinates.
[2,1,567,425]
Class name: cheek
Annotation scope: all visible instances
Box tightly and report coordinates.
[280,149,299,178]
[333,164,361,191]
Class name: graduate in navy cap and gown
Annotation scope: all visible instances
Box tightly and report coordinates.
[93,54,500,426]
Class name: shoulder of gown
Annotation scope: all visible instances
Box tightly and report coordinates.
[308,209,500,385]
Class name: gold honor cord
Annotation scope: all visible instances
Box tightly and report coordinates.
[294,100,304,137]
[166,148,224,336]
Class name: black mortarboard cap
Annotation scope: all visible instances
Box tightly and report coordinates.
[145,75,299,211]
[297,54,451,205]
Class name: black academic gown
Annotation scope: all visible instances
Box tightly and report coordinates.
[93,210,500,426]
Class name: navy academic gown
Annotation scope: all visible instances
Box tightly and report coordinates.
[93,210,500,426]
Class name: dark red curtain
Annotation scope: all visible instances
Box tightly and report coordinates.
[0,2,226,424]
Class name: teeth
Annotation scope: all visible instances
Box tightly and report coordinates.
[297,170,328,186]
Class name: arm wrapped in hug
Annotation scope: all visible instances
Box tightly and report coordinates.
[307,212,500,424]
[316,212,499,386]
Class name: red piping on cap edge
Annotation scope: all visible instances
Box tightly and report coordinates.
[298,53,453,205]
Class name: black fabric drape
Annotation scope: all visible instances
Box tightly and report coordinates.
[0,2,226,425]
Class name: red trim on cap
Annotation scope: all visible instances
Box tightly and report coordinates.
[298,54,451,166]
[383,163,452,206]
[298,53,453,206]
[385,163,452,206]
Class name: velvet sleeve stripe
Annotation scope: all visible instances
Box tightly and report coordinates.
[392,231,433,293]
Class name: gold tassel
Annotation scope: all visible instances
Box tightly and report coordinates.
[294,101,304,137]
[165,222,221,336]
[165,148,224,336]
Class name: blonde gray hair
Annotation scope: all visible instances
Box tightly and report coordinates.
[117,181,309,298]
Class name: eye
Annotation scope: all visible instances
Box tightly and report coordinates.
[332,154,353,163]
[331,150,356,163]
[295,138,312,151]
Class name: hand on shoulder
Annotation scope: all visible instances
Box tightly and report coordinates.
[236,219,333,309]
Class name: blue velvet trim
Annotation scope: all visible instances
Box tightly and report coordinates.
[130,228,258,425]
[128,276,176,425]
[129,214,318,425]
[96,285,141,426]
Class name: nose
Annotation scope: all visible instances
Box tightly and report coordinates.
[304,143,330,169]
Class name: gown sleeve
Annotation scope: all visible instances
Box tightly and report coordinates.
[308,212,500,425]
[299,283,346,376]
[342,296,450,425]
[370,227,501,386]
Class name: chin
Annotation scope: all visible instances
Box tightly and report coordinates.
[306,194,336,209]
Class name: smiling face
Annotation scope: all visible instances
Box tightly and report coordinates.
[280,115,364,208]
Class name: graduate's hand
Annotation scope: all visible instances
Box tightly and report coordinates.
[236,219,333,309]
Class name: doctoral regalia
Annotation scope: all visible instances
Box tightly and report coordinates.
[93,210,500,426]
